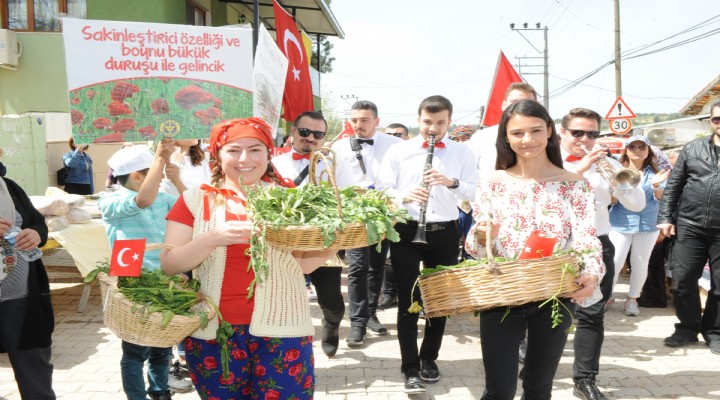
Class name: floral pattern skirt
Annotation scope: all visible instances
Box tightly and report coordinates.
[184,324,314,400]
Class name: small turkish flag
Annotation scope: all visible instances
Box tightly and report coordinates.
[518,230,557,260]
[336,121,354,140]
[109,239,146,276]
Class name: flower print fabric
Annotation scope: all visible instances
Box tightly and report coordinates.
[184,324,314,400]
[466,178,604,279]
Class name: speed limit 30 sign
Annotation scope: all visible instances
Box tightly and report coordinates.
[610,118,633,135]
[605,96,635,135]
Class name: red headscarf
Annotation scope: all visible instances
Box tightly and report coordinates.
[208,117,294,188]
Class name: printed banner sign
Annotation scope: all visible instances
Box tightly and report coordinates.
[62,17,254,144]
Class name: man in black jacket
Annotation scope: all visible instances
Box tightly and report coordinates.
[658,99,720,354]
[0,162,56,400]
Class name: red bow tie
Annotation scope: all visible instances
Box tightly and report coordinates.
[565,154,584,162]
[292,152,310,160]
[422,141,446,149]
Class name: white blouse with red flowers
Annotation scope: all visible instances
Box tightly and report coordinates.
[466,178,604,281]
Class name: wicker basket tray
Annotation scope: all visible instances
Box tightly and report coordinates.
[98,272,213,347]
[417,226,582,318]
[263,149,379,251]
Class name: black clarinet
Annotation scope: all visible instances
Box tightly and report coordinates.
[412,133,437,244]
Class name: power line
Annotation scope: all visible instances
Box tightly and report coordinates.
[548,15,720,99]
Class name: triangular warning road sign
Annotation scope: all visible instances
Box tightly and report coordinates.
[605,96,637,120]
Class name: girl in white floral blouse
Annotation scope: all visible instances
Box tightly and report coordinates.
[465,100,604,400]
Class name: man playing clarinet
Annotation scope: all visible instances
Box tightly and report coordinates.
[377,95,479,394]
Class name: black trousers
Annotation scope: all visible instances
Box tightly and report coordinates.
[667,223,720,341]
[573,234,615,382]
[0,297,56,400]
[345,240,389,327]
[309,264,345,326]
[480,299,572,400]
[391,221,458,373]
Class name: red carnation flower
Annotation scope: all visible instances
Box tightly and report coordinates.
[203,356,217,370]
[288,363,302,377]
[303,375,313,389]
[284,349,300,362]
[254,365,266,377]
[175,85,214,110]
[138,126,157,139]
[232,348,248,360]
[249,342,259,352]
[218,371,235,385]
[264,389,281,400]
[70,110,84,125]
[111,119,136,133]
[151,98,169,115]
[108,102,131,116]
[92,117,112,129]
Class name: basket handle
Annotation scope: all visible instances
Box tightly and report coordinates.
[483,222,502,275]
[309,147,344,219]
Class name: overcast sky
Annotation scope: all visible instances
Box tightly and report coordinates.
[320,0,720,128]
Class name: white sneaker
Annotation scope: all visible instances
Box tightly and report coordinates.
[307,285,318,301]
[625,298,640,316]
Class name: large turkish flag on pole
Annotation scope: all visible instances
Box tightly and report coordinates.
[273,0,314,121]
[482,51,523,127]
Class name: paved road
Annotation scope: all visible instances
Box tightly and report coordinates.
[1,273,719,400]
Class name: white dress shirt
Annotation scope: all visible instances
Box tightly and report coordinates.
[272,149,326,187]
[562,150,646,236]
[377,136,479,222]
[331,131,402,188]
[465,125,499,176]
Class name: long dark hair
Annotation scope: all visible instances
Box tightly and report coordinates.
[495,100,563,170]
[188,142,205,167]
[620,142,658,173]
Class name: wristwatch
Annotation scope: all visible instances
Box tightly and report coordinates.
[448,178,460,189]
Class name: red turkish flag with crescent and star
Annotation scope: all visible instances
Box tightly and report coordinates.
[273,0,314,121]
[109,238,146,276]
[483,50,523,127]
[336,121,354,140]
[518,230,557,260]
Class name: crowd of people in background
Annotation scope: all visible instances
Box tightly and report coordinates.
[2,91,719,400]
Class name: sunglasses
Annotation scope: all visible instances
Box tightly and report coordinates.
[627,143,648,151]
[567,129,601,139]
[710,116,720,124]
[389,132,405,138]
[297,127,326,140]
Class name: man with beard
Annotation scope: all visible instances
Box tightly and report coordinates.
[658,99,720,355]
[332,101,402,347]
[272,111,346,358]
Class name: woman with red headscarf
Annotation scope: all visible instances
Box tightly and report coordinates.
[160,118,335,399]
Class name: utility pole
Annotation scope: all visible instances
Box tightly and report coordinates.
[614,0,622,97]
[341,94,357,120]
[510,23,549,111]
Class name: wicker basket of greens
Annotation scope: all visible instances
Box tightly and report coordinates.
[248,149,408,251]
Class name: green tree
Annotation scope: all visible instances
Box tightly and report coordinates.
[321,91,343,139]
[311,35,335,73]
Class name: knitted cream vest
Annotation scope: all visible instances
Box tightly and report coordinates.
[184,188,314,339]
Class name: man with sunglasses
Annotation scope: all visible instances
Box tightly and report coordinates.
[559,107,646,400]
[658,100,720,355]
[332,100,402,347]
[385,123,409,141]
[272,111,346,358]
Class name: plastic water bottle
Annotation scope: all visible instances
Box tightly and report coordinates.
[3,226,43,262]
